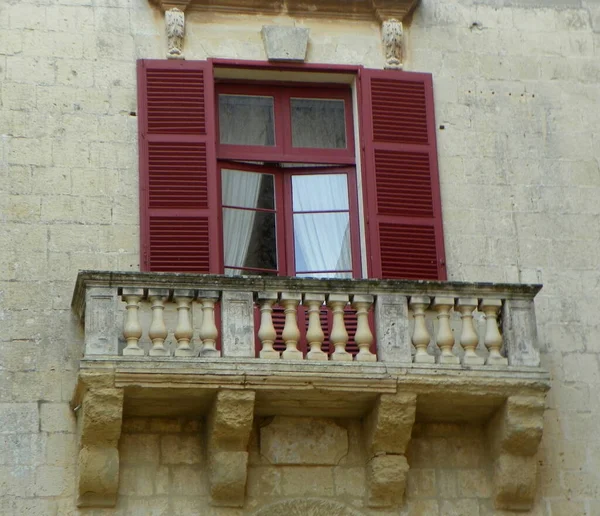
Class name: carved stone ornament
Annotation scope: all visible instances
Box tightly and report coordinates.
[381,18,403,69]
[165,7,185,59]
[252,499,366,516]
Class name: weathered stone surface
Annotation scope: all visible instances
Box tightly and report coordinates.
[493,454,537,511]
[77,445,120,507]
[366,455,409,508]
[220,291,255,358]
[206,390,256,507]
[76,387,123,508]
[261,25,309,62]
[489,395,545,457]
[252,498,366,516]
[260,417,348,465]
[79,389,123,448]
[374,294,412,362]
[503,299,541,367]
[209,390,256,450]
[364,392,416,457]
[84,287,121,356]
[487,395,545,511]
[208,450,249,506]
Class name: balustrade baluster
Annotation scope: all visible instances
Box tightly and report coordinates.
[456,298,484,366]
[328,294,351,362]
[122,288,145,356]
[257,292,280,359]
[409,296,434,364]
[281,292,303,360]
[352,295,376,362]
[174,290,195,357]
[480,299,508,366]
[304,294,327,361]
[198,291,220,357]
[148,289,170,356]
[433,297,460,364]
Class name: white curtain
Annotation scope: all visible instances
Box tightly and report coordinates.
[292,174,351,277]
[222,170,262,275]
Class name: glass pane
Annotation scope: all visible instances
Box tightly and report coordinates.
[223,208,277,271]
[293,212,351,273]
[219,95,275,146]
[296,272,352,279]
[291,98,346,149]
[222,169,275,210]
[292,174,348,211]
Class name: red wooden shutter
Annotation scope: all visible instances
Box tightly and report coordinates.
[137,60,220,273]
[360,69,446,280]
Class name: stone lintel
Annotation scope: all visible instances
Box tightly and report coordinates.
[487,394,545,511]
[207,390,256,507]
[363,392,416,508]
[76,386,124,508]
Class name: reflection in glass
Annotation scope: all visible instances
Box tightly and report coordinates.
[219,95,275,146]
[292,174,348,211]
[223,209,277,273]
[293,212,351,273]
[291,98,346,149]
[222,169,275,210]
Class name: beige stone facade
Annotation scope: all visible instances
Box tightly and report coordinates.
[1,0,599,514]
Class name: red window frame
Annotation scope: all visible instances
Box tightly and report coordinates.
[215,82,355,165]
[215,80,362,279]
[218,161,362,278]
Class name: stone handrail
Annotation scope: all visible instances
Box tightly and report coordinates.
[72,271,542,368]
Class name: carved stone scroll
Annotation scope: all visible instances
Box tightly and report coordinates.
[381,18,403,69]
[487,395,545,511]
[363,392,416,508]
[166,8,185,59]
[206,390,256,507]
[76,385,124,507]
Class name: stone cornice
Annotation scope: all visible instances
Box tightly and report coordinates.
[152,0,420,22]
[74,358,550,418]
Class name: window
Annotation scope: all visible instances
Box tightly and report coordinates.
[216,83,360,278]
[137,60,446,281]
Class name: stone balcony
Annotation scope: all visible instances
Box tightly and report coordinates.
[70,271,549,510]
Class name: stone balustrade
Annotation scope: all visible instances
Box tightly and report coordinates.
[71,271,549,511]
[72,271,542,368]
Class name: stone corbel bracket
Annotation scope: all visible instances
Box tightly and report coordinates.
[381,18,404,69]
[73,373,124,508]
[363,392,417,508]
[165,7,186,59]
[206,389,256,507]
[487,395,545,511]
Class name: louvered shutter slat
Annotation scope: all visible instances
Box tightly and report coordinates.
[138,60,220,273]
[361,69,446,280]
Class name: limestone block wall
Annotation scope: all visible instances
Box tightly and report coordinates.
[0,0,599,514]
[78,416,497,516]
